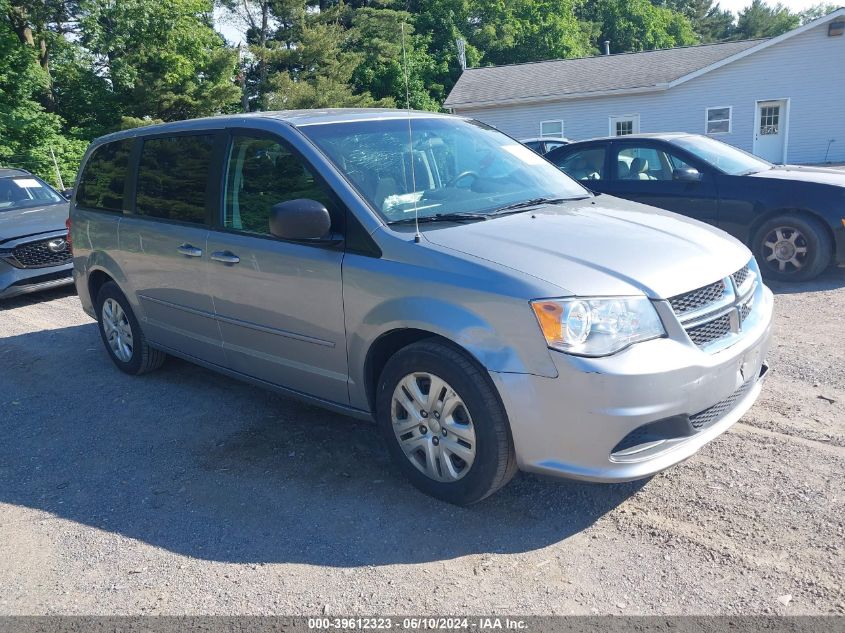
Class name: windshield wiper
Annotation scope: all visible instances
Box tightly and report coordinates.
[387,212,489,225]
[488,196,577,216]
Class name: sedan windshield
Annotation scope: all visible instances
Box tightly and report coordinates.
[672,135,771,176]
[300,117,590,223]
[0,176,64,211]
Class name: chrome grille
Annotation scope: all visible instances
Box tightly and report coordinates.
[686,313,732,347]
[739,297,754,324]
[732,265,750,289]
[690,378,756,430]
[11,238,71,268]
[668,280,726,316]
[670,262,758,351]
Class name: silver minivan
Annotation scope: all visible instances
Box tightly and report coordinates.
[69,109,773,504]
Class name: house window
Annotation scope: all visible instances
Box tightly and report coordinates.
[540,120,564,138]
[610,115,639,136]
[706,107,732,134]
[759,105,780,135]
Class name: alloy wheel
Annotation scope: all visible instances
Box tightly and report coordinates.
[762,226,808,274]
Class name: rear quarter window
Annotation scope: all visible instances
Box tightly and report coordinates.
[76,139,134,212]
[135,135,214,224]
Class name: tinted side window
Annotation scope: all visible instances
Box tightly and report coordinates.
[552,148,606,181]
[223,135,341,236]
[77,140,133,212]
[135,135,214,224]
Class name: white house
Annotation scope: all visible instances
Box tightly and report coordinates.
[444,8,845,165]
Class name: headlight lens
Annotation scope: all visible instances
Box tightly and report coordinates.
[531,296,665,356]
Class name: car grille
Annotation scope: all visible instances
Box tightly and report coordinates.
[669,263,758,351]
[739,296,754,324]
[10,238,71,268]
[686,313,732,347]
[732,265,750,289]
[690,377,756,430]
[668,280,726,316]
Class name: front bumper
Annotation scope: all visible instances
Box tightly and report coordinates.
[491,285,774,482]
[0,230,74,300]
[0,258,73,299]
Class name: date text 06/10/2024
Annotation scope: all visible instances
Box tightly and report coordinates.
[307,618,528,630]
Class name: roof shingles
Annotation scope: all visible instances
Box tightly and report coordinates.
[444,39,764,107]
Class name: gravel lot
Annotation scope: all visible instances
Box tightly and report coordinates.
[0,270,843,616]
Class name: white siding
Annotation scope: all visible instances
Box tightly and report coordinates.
[454,22,845,164]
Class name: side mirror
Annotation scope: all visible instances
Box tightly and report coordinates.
[61,188,74,199]
[673,168,702,183]
[269,199,332,241]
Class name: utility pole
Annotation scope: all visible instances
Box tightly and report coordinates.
[456,38,467,71]
[49,146,64,190]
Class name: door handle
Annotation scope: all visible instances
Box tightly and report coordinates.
[210,251,240,264]
[177,244,203,257]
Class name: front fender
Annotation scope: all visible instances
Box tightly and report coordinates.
[345,292,559,412]
[361,295,531,373]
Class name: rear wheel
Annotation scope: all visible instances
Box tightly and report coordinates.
[752,214,832,282]
[376,339,517,505]
[96,281,165,375]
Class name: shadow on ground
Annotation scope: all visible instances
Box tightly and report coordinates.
[0,285,77,311]
[0,322,644,567]
[767,266,845,295]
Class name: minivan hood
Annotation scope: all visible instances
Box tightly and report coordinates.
[0,203,69,244]
[749,165,845,187]
[423,195,750,299]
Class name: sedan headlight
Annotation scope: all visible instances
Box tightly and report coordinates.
[531,297,665,357]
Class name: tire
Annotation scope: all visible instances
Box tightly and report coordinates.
[375,339,517,505]
[752,214,832,282]
[95,281,166,375]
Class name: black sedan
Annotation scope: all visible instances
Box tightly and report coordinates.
[546,133,845,281]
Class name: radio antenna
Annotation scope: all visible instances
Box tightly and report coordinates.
[401,21,421,243]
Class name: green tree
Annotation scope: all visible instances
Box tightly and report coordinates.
[581,0,698,53]
[468,0,593,65]
[346,7,440,110]
[0,0,86,185]
[407,0,482,104]
[734,0,799,39]
[263,20,390,110]
[657,0,735,42]
[798,3,838,24]
[78,0,241,121]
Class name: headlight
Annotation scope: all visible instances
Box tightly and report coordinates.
[531,296,665,356]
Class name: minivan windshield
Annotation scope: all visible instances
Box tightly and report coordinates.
[672,135,772,176]
[0,176,64,211]
[301,117,590,223]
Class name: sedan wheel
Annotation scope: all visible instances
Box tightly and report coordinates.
[752,215,832,282]
[391,372,477,482]
[761,226,808,274]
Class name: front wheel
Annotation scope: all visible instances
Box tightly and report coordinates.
[752,215,832,282]
[376,339,517,505]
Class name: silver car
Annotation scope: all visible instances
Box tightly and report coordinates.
[0,169,73,299]
[69,110,773,504]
